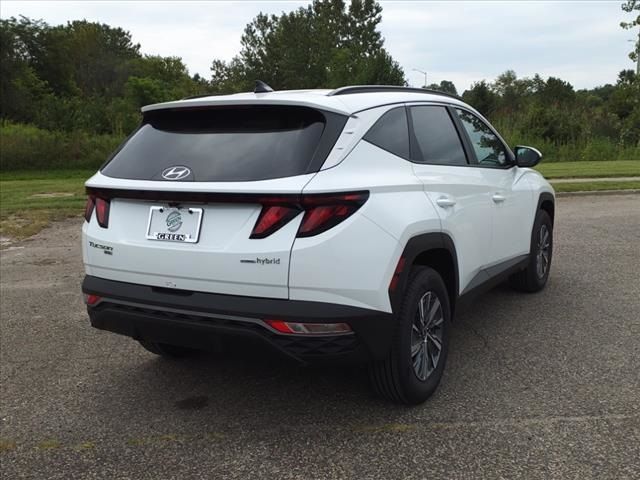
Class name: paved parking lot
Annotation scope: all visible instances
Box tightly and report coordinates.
[1,194,639,479]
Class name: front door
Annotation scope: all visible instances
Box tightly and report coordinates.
[453,108,534,265]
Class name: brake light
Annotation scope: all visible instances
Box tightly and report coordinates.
[249,191,368,239]
[84,195,95,222]
[250,205,301,239]
[94,197,110,228]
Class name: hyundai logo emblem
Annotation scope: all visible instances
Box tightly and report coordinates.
[161,166,191,180]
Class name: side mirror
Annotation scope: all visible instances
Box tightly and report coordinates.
[514,145,542,168]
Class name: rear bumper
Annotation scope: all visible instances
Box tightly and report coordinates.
[82,275,395,364]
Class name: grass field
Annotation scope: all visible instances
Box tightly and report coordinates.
[0,171,88,239]
[552,180,640,193]
[535,160,640,179]
[1,160,639,240]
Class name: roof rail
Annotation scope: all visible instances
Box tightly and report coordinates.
[328,85,461,100]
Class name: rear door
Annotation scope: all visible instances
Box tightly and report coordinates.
[83,105,346,299]
[408,104,494,293]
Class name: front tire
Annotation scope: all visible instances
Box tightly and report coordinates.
[510,209,553,292]
[369,267,451,405]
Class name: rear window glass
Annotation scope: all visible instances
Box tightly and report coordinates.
[101,106,345,182]
[363,107,410,159]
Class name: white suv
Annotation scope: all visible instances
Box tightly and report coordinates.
[82,84,555,404]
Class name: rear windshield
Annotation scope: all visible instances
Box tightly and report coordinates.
[101,105,346,182]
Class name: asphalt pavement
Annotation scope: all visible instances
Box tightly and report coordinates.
[1,194,639,479]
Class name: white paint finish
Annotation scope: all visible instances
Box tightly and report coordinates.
[478,167,536,265]
[289,213,400,312]
[289,142,438,312]
[412,163,494,293]
[83,197,303,298]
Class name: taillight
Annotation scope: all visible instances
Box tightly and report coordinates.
[250,205,301,239]
[94,197,110,228]
[249,191,368,239]
[84,195,95,222]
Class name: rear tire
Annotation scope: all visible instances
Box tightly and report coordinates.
[138,340,195,358]
[510,209,553,293]
[369,267,451,405]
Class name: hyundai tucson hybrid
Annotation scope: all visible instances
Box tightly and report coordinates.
[81,84,555,404]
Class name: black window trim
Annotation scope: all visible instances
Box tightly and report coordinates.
[362,105,412,161]
[450,106,516,170]
[358,100,516,170]
[407,104,471,167]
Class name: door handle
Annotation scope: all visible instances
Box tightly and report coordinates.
[436,197,456,208]
[492,193,506,203]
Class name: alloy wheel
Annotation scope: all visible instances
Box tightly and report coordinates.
[410,291,444,381]
[536,224,551,279]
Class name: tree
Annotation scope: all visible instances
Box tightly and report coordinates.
[537,77,575,106]
[426,80,458,95]
[210,0,405,91]
[462,80,498,116]
[620,0,640,71]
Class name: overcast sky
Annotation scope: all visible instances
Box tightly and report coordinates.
[1,1,636,92]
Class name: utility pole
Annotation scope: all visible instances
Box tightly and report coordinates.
[413,68,427,88]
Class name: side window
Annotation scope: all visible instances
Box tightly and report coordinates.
[409,106,467,166]
[363,107,410,159]
[455,109,509,167]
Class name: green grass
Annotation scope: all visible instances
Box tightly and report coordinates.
[0,173,88,239]
[535,160,640,179]
[551,180,640,193]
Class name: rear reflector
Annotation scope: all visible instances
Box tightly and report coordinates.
[84,294,102,306]
[389,256,406,292]
[264,319,352,335]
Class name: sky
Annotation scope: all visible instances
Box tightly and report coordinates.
[1,1,636,92]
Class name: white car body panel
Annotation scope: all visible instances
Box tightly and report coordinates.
[82,87,555,312]
[289,141,440,312]
[83,172,317,298]
[412,163,495,292]
[480,167,535,265]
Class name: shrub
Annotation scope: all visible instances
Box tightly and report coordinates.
[0,122,123,171]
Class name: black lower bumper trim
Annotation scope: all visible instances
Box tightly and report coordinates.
[82,275,395,363]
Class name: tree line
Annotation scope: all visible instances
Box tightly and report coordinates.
[0,0,638,170]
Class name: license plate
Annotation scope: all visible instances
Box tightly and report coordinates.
[145,206,203,243]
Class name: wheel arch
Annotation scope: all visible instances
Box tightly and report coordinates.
[391,233,459,317]
[537,192,555,226]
